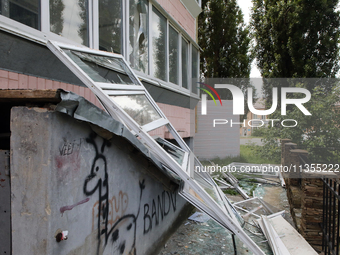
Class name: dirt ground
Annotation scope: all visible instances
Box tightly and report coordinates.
[158,183,293,255]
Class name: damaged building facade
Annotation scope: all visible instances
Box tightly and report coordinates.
[0,0,202,254]
[0,1,269,255]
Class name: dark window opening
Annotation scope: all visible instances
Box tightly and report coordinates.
[0,103,11,150]
[0,0,40,30]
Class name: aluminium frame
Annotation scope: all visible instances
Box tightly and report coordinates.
[47,40,265,255]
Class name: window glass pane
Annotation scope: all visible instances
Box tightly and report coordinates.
[151,7,167,81]
[129,0,148,74]
[181,39,188,89]
[156,138,185,165]
[50,0,88,46]
[193,170,224,207]
[192,46,199,93]
[110,95,161,126]
[169,26,179,85]
[99,0,122,53]
[64,50,139,85]
[1,0,40,29]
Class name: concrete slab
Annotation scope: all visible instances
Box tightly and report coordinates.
[269,215,318,255]
[0,150,10,255]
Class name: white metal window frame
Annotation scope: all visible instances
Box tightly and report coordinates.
[47,40,265,255]
[191,43,200,94]
[47,41,170,132]
[0,0,200,98]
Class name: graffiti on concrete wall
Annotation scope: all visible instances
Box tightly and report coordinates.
[82,132,179,254]
[83,132,145,255]
[91,191,129,232]
[143,190,177,235]
[55,138,83,180]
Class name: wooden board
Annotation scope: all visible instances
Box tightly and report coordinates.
[0,89,60,103]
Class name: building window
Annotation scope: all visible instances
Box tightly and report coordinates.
[151,7,167,81]
[128,0,148,74]
[0,0,200,96]
[181,38,188,89]
[191,46,199,93]
[99,0,122,53]
[1,0,40,29]
[169,26,179,85]
[50,0,89,46]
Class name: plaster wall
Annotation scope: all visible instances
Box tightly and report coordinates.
[9,106,190,255]
[194,100,240,160]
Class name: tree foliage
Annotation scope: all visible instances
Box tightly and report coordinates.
[198,0,252,78]
[260,84,340,163]
[251,0,340,80]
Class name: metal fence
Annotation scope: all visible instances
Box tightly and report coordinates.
[321,178,340,255]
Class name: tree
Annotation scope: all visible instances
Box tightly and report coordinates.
[198,0,252,79]
[250,1,340,163]
[251,0,340,81]
[260,84,340,163]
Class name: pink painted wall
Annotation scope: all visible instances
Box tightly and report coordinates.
[156,0,196,40]
[0,70,102,109]
[149,103,194,139]
[0,70,194,138]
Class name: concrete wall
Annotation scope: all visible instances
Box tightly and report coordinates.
[9,106,191,255]
[194,100,240,160]
[0,150,10,254]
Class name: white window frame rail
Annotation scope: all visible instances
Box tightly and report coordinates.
[47,40,265,255]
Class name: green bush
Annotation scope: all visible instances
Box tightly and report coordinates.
[251,127,266,137]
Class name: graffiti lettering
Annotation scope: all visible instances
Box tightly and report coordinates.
[143,190,177,235]
[59,139,82,156]
[92,191,129,231]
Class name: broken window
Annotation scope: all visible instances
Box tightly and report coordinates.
[64,50,139,85]
[47,40,265,255]
[156,138,186,167]
[128,0,148,74]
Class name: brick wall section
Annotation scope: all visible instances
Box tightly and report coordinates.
[156,0,196,39]
[281,139,337,252]
[0,69,193,139]
[300,176,324,251]
[0,70,103,109]
[149,103,193,139]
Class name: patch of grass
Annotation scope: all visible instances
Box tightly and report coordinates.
[201,145,279,166]
[240,145,279,164]
[223,189,239,196]
[240,136,262,139]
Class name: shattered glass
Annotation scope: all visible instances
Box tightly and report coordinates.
[64,50,139,85]
[155,138,185,166]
